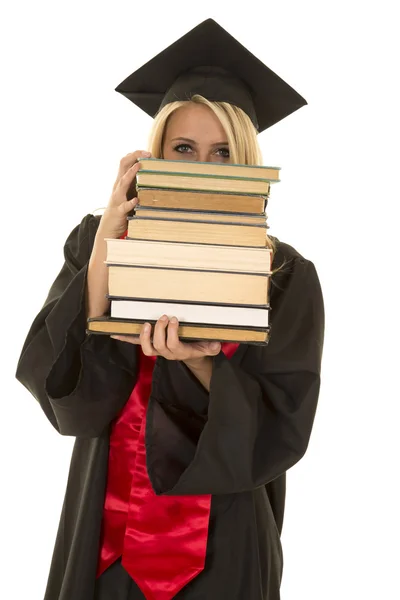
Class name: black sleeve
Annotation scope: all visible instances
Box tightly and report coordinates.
[15,214,138,438]
[145,254,325,495]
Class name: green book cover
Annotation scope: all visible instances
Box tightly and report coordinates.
[137,170,280,183]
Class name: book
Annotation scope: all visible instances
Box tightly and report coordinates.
[108,265,269,306]
[134,206,267,225]
[94,157,277,344]
[138,157,280,181]
[87,317,269,344]
[137,187,268,213]
[136,171,272,195]
[126,217,267,247]
[104,238,272,273]
[110,299,270,328]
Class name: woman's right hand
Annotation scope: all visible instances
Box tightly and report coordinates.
[100,149,152,238]
[86,150,152,318]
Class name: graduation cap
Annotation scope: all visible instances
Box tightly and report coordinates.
[115,19,307,133]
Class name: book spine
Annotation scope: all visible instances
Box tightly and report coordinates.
[136,188,268,213]
[106,261,271,277]
[129,215,267,228]
[124,236,266,249]
[90,315,270,331]
[138,170,276,183]
[86,328,269,346]
[133,206,267,217]
[139,157,281,172]
[137,186,269,200]
[107,295,271,309]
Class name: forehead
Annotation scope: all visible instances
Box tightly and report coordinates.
[164,103,227,140]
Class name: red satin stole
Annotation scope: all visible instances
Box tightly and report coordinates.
[96,342,239,599]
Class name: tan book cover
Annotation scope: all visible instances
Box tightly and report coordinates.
[87,317,269,344]
[138,157,280,181]
[136,171,271,195]
[105,238,272,273]
[134,206,266,226]
[108,265,270,306]
[127,217,267,247]
[137,187,268,213]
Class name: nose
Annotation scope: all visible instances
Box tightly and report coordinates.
[197,150,212,163]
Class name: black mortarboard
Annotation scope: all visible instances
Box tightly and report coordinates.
[115,19,307,133]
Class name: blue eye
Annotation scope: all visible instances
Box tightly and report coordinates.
[174,144,192,153]
[173,144,230,158]
[217,148,230,158]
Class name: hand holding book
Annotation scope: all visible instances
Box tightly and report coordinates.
[86,150,150,319]
[111,314,222,362]
[101,149,151,238]
[112,315,219,391]
[88,157,274,344]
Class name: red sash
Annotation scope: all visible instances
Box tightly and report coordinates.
[96,343,239,599]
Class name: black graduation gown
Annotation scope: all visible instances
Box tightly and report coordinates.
[15,214,324,600]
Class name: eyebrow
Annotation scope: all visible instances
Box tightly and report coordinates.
[170,137,229,146]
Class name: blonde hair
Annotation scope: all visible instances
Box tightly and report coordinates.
[148,95,263,166]
[148,95,287,274]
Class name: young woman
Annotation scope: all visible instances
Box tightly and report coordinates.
[15,19,324,600]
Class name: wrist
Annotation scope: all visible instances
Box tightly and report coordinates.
[98,211,127,239]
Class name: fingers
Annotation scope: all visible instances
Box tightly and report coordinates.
[118,150,151,183]
[111,158,145,213]
[166,319,221,356]
[111,317,222,360]
[119,149,151,173]
[149,316,173,358]
[111,322,161,357]
[105,149,152,233]
[140,316,182,359]
[117,161,141,194]
[110,164,139,215]
[166,317,183,354]
[139,322,158,356]
[116,149,152,203]
[113,150,152,193]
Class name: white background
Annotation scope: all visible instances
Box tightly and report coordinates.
[1,1,399,598]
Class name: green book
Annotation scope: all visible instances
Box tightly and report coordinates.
[137,157,280,181]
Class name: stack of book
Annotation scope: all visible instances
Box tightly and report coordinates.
[87,158,279,344]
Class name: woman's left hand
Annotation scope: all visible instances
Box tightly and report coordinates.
[111,315,221,366]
